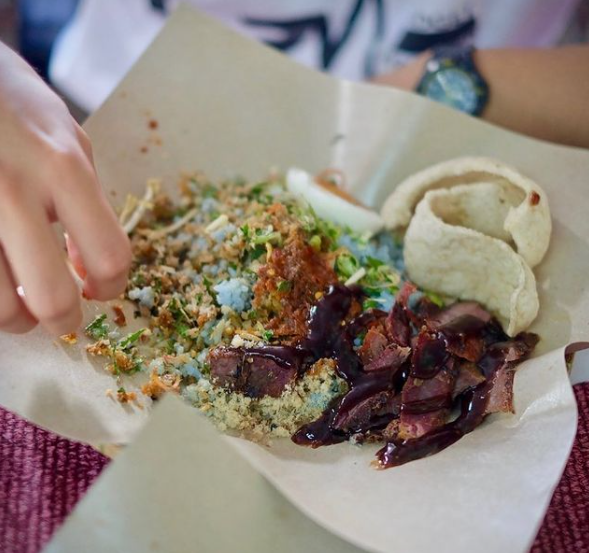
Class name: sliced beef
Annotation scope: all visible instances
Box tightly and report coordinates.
[486,366,516,414]
[428,301,494,363]
[358,327,389,364]
[402,364,456,413]
[332,390,400,433]
[397,362,456,440]
[399,285,440,328]
[478,334,539,379]
[385,301,411,347]
[209,346,302,398]
[397,281,417,307]
[382,419,400,442]
[427,301,492,333]
[480,333,539,414]
[410,330,449,379]
[209,348,243,389]
[452,361,486,399]
[364,344,411,373]
[347,309,387,337]
[384,282,415,346]
[500,333,540,361]
[396,410,451,441]
[446,334,484,363]
[289,278,540,469]
[244,354,299,398]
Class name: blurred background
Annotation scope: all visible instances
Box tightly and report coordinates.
[1,0,588,125]
[0,0,85,119]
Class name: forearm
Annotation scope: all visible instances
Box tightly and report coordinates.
[475,46,589,149]
[374,45,589,149]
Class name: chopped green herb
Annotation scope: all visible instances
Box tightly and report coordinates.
[250,244,267,260]
[262,329,274,341]
[119,329,145,350]
[249,183,266,200]
[251,228,282,246]
[85,314,109,340]
[240,224,250,238]
[173,206,189,218]
[202,184,218,198]
[425,290,445,308]
[308,235,322,251]
[202,276,215,296]
[335,253,360,279]
[316,218,341,248]
[365,256,385,268]
[298,212,317,233]
[132,273,146,287]
[152,278,163,293]
[277,280,292,293]
[176,323,190,338]
[168,297,191,323]
[362,299,381,310]
[165,338,177,354]
[126,360,143,374]
[363,262,401,290]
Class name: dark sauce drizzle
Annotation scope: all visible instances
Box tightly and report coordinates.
[409,332,449,379]
[292,285,409,446]
[240,346,313,373]
[376,382,489,468]
[219,283,534,469]
[375,322,520,468]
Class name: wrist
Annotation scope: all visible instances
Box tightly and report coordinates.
[415,46,490,116]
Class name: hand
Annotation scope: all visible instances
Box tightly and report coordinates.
[0,43,131,335]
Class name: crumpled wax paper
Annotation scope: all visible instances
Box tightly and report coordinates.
[3,6,589,553]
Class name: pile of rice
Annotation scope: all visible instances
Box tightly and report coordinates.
[85,172,406,439]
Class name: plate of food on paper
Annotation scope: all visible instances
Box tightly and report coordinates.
[77,156,552,469]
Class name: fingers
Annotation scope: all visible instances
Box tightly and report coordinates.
[74,124,95,164]
[52,153,131,301]
[65,233,87,280]
[0,247,37,334]
[0,183,82,335]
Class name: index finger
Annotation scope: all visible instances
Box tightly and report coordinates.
[52,153,132,301]
[0,188,82,335]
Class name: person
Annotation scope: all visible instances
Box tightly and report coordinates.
[0,42,131,336]
[1,0,588,337]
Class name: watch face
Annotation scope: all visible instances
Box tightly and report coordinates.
[422,67,479,114]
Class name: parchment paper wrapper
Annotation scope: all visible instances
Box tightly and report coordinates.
[45,395,366,553]
[3,6,589,553]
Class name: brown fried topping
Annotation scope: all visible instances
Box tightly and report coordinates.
[112,305,127,327]
[117,388,137,404]
[141,371,181,399]
[253,231,338,338]
[113,350,137,373]
[60,333,78,345]
[86,340,111,357]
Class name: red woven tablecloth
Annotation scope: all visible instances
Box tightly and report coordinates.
[1,385,588,553]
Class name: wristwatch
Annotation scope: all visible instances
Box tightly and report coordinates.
[416,46,489,116]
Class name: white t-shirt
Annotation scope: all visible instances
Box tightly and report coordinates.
[49,0,581,112]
